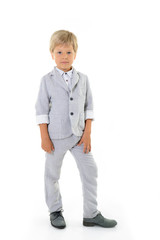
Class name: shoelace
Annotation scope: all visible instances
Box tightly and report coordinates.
[50,211,62,220]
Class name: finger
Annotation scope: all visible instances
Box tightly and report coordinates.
[83,146,88,154]
[86,146,90,153]
[77,141,82,146]
[83,143,87,153]
[84,147,88,154]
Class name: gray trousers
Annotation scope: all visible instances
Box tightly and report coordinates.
[44,134,100,218]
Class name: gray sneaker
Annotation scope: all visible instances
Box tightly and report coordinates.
[83,213,117,228]
[50,211,66,229]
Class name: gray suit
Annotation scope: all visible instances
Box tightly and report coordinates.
[35,66,94,139]
[35,66,100,218]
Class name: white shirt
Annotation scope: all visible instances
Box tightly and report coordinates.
[56,66,73,87]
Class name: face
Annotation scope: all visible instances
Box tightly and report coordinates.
[51,44,76,72]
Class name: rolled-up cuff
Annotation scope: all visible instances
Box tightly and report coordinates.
[84,110,94,121]
[36,115,50,124]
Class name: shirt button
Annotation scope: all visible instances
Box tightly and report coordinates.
[70,112,74,115]
[70,97,73,100]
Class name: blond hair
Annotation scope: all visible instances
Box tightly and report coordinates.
[49,30,78,54]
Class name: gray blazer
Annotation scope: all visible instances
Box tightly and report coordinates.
[35,66,94,139]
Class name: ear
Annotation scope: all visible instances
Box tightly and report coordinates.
[74,53,76,60]
[51,51,54,60]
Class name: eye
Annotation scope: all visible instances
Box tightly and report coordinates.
[58,51,62,54]
[67,52,71,54]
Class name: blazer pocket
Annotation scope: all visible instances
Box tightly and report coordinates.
[48,114,62,134]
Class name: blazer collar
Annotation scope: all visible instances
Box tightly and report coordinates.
[50,66,79,93]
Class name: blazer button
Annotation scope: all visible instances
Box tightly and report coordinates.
[70,112,74,115]
[70,97,73,100]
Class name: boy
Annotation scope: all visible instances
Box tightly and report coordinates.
[35,30,117,229]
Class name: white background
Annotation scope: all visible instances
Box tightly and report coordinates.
[0,0,160,239]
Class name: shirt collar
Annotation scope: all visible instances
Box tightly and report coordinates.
[56,66,73,78]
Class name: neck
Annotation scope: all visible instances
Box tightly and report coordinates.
[57,66,72,72]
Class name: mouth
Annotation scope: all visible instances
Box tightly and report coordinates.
[61,62,69,64]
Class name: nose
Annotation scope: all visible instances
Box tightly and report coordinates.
[62,53,68,58]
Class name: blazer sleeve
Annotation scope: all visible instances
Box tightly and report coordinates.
[84,76,95,121]
[35,77,50,125]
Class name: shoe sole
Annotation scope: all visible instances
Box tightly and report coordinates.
[51,222,66,229]
[83,221,95,227]
[83,221,117,228]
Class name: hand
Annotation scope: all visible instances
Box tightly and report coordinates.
[77,131,91,154]
[41,137,54,153]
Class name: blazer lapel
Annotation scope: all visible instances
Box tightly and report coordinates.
[71,66,79,91]
[50,66,80,93]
